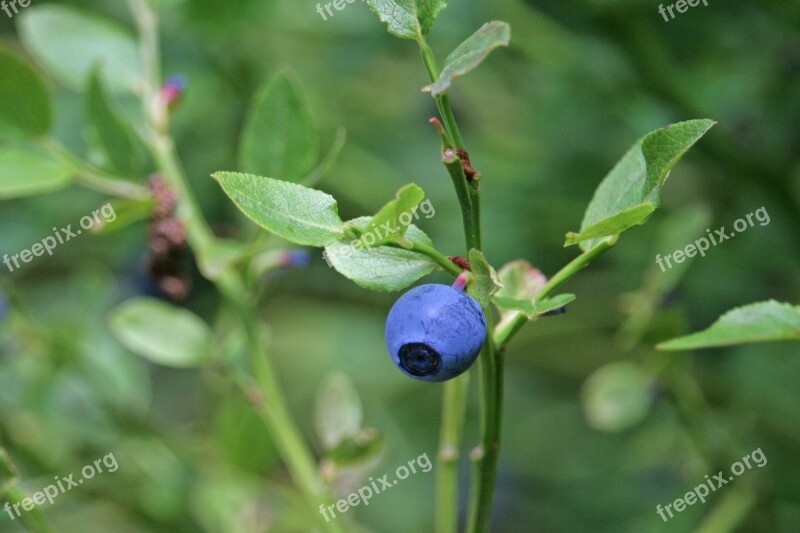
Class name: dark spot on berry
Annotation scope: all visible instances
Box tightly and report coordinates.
[398,343,441,377]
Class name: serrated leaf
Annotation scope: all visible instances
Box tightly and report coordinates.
[428,21,511,96]
[324,217,436,292]
[86,68,143,177]
[240,70,318,183]
[657,301,800,351]
[582,361,653,433]
[0,46,52,140]
[109,297,213,368]
[467,249,500,307]
[19,5,143,94]
[214,171,344,246]
[493,294,576,319]
[365,0,449,40]
[314,373,363,451]
[568,119,715,250]
[366,183,426,247]
[0,447,18,497]
[0,143,77,199]
[564,203,656,247]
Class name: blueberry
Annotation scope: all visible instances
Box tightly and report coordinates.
[385,284,487,382]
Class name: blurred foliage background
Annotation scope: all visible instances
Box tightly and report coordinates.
[1,0,799,531]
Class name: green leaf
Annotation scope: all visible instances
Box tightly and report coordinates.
[326,428,386,469]
[214,171,344,246]
[314,373,363,451]
[564,203,656,247]
[86,68,143,177]
[657,301,800,351]
[567,119,715,250]
[18,5,143,94]
[323,217,436,292]
[467,249,500,307]
[0,46,52,140]
[493,294,576,319]
[240,70,318,183]
[365,0,449,39]
[197,238,248,280]
[427,21,511,96]
[0,447,18,497]
[366,183,426,247]
[581,361,653,433]
[109,297,213,368]
[0,143,77,199]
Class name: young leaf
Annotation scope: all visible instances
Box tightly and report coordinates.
[467,249,501,307]
[314,373,363,451]
[495,260,547,300]
[240,70,319,183]
[657,300,800,351]
[323,217,437,292]
[109,297,213,368]
[86,69,143,177]
[564,203,656,247]
[581,361,653,433]
[427,21,511,96]
[365,0,449,40]
[567,119,715,250]
[18,6,143,94]
[214,171,344,246]
[493,294,576,319]
[0,46,52,140]
[366,183,426,247]
[0,143,77,199]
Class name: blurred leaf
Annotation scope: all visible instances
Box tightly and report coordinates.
[109,297,213,368]
[658,300,800,350]
[214,171,344,246]
[467,249,500,307]
[323,217,436,292]
[567,119,715,250]
[493,293,576,318]
[0,447,18,497]
[428,21,511,96]
[365,0,449,39]
[495,260,547,301]
[366,183,425,247]
[303,127,346,187]
[0,46,52,140]
[581,361,653,432]
[18,5,143,94]
[314,373,363,451]
[647,204,712,292]
[86,68,143,177]
[0,143,77,199]
[326,428,385,468]
[239,70,318,183]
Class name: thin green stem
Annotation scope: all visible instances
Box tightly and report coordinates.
[4,486,54,533]
[128,3,342,531]
[443,149,478,251]
[435,372,470,533]
[495,237,617,350]
[386,240,463,277]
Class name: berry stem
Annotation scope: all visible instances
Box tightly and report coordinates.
[418,33,497,533]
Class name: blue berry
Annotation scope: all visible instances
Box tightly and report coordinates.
[385,284,487,382]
